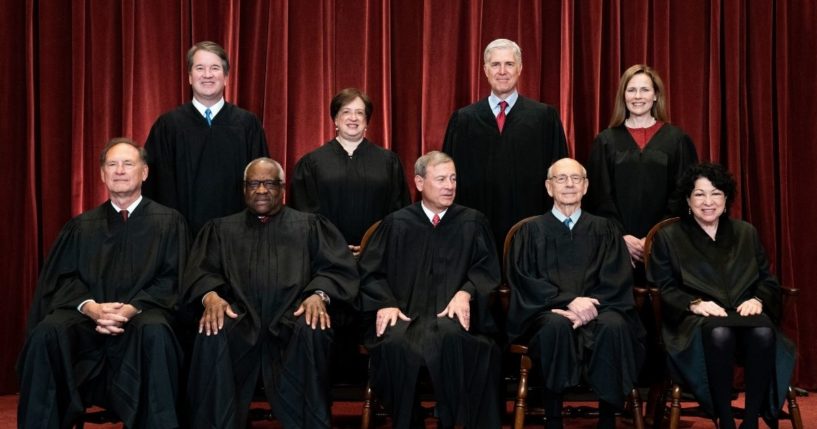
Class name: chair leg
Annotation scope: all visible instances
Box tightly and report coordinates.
[513,355,531,429]
[787,386,804,429]
[669,384,682,429]
[361,379,373,429]
[629,387,645,429]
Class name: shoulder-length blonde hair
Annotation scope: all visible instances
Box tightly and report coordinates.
[608,64,669,128]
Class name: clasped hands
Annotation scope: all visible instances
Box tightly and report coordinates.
[82,301,140,336]
[552,296,600,329]
[689,298,763,317]
[199,292,331,336]
[375,290,471,337]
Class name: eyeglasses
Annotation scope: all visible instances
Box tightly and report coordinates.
[548,174,586,184]
[244,180,284,190]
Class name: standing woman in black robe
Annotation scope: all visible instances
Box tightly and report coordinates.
[291,88,411,256]
[585,64,698,265]
[647,164,795,429]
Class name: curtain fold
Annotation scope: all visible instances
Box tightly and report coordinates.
[1,0,815,393]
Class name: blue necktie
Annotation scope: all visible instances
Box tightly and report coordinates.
[564,217,573,230]
[205,108,212,127]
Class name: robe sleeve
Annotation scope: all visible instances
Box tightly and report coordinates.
[461,215,501,333]
[143,116,179,208]
[542,105,569,169]
[647,229,697,328]
[129,214,189,312]
[358,219,400,312]
[506,222,578,340]
[26,220,90,331]
[245,114,269,159]
[182,221,232,310]
[591,224,636,311]
[289,155,320,213]
[665,133,698,217]
[302,215,360,306]
[389,154,411,211]
[585,133,624,230]
[748,225,783,323]
[442,110,461,156]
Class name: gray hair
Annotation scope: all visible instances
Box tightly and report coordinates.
[483,38,522,65]
[244,157,286,183]
[414,151,453,177]
[99,137,148,166]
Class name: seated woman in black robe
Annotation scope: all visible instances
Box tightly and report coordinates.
[647,163,796,429]
[291,87,410,256]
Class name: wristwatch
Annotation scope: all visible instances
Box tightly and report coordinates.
[314,290,331,304]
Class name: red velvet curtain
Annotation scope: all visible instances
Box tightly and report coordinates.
[1,0,815,394]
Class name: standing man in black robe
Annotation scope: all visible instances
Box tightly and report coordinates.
[144,41,269,233]
[183,157,359,428]
[359,151,502,429]
[18,138,188,429]
[506,158,644,429]
[443,38,568,255]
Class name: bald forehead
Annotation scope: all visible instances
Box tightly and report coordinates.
[247,161,279,178]
[549,159,586,176]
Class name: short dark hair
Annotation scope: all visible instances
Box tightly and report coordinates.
[677,163,737,216]
[187,41,230,75]
[329,88,373,121]
[99,137,148,166]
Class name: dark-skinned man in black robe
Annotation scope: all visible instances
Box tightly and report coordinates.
[183,157,359,428]
[443,38,567,256]
[506,158,644,429]
[359,151,502,429]
[144,41,268,234]
[18,138,188,429]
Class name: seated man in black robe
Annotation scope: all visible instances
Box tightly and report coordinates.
[506,158,645,429]
[183,157,359,428]
[359,151,502,429]
[17,137,189,429]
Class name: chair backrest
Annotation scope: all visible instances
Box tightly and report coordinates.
[643,216,681,273]
[497,216,539,315]
[359,220,382,254]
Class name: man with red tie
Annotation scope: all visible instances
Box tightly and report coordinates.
[443,38,568,256]
[359,151,502,429]
[18,138,188,429]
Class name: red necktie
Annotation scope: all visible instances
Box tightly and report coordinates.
[497,100,508,133]
[432,214,440,227]
[120,210,128,222]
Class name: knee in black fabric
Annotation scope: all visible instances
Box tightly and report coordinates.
[746,326,774,349]
[705,326,736,351]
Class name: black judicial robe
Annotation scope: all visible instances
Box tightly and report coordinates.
[182,207,359,428]
[585,124,697,238]
[143,102,269,233]
[359,203,502,429]
[507,212,644,405]
[290,138,410,245]
[647,217,796,419]
[443,96,568,251]
[18,198,188,429]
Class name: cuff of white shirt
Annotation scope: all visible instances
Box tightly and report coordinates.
[77,299,95,314]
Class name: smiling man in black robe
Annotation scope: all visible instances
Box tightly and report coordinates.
[144,41,268,233]
[506,158,644,429]
[183,157,359,428]
[443,38,568,255]
[17,138,188,429]
[359,151,502,429]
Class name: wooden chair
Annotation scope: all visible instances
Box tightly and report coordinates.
[503,216,645,429]
[643,217,804,429]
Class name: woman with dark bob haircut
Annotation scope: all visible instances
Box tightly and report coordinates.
[647,163,796,428]
[290,88,410,255]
